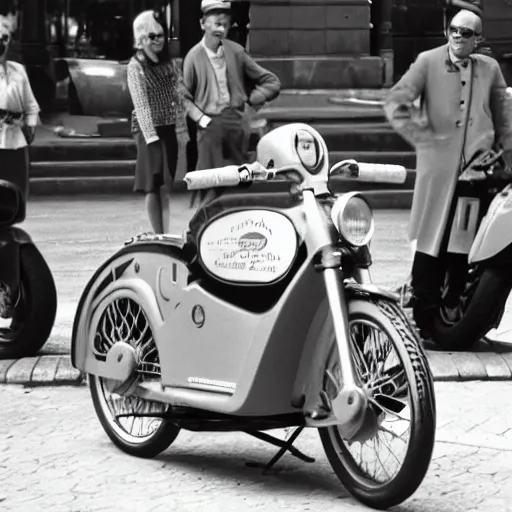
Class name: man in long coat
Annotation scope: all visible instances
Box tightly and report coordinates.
[384,9,512,334]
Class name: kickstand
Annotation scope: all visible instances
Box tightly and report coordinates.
[244,427,315,474]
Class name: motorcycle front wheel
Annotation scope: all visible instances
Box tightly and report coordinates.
[319,298,436,510]
[0,244,57,359]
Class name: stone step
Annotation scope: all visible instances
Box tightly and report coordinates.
[27,176,413,208]
[30,151,416,182]
[30,138,137,162]
[269,122,410,152]
[30,160,136,178]
[30,124,408,162]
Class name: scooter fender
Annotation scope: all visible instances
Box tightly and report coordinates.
[71,241,189,376]
[293,282,398,425]
[469,186,512,264]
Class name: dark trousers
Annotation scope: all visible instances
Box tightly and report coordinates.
[196,108,250,170]
[193,108,250,204]
[411,251,469,330]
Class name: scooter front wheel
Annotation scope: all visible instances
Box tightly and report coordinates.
[319,298,436,510]
[0,244,57,359]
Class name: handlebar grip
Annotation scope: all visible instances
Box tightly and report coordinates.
[183,165,242,190]
[352,163,408,184]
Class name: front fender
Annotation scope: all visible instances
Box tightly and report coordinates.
[469,187,512,264]
[291,282,398,408]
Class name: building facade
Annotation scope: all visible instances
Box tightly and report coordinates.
[2,0,512,114]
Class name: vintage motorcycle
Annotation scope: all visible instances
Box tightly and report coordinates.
[72,123,436,510]
[0,178,57,359]
[422,148,512,351]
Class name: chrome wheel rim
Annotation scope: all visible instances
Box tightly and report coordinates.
[327,318,413,485]
[92,298,168,444]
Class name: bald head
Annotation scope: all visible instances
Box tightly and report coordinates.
[451,9,483,35]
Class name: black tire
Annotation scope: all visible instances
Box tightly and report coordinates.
[319,298,436,510]
[0,244,57,359]
[89,374,180,458]
[430,266,512,351]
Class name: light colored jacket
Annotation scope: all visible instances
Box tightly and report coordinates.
[0,61,40,149]
[384,44,512,257]
[182,39,281,123]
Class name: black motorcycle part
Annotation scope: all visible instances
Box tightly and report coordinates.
[0,179,25,226]
[430,263,512,351]
[0,243,57,359]
[0,238,21,313]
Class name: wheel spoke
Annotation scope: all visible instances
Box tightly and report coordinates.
[327,315,415,484]
[93,298,168,444]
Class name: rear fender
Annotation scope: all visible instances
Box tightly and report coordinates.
[469,186,512,264]
[71,239,190,372]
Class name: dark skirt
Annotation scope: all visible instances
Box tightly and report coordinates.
[134,125,178,194]
[0,147,29,202]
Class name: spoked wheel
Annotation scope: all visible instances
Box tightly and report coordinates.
[89,297,179,458]
[319,298,436,510]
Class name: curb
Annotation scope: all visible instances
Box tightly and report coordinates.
[1,348,512,387]
[0,356,84,387]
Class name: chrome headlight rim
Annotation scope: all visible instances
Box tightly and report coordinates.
[331,192,375,247]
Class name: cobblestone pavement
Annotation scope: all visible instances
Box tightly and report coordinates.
[1,382,511,512]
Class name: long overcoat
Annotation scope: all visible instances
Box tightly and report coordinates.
[384,44,512,257]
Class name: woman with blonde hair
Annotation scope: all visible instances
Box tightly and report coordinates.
[0,14,40,204]
[127,10,189,234]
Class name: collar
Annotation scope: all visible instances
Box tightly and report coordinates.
[201,37,224,58]
[445,45,472,72]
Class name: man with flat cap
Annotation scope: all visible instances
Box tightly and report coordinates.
[384,9,512,340]
[182,0,281,202]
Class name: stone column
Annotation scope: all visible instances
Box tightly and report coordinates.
[248,0,383,89]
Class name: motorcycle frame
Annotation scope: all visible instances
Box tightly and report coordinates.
[72,189,396,430]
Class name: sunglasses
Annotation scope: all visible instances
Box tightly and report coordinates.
[449,26,479,39]
[147,33,165,41]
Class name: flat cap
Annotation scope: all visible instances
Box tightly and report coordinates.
[201,0,231,14]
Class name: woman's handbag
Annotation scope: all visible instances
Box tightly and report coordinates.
[21,125,35,145]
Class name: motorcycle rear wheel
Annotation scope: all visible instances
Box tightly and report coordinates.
[0,244,57,359]
[88,297,180,458]
[430,266,512,351]
[319,298,436,510]
[90,374,180,458]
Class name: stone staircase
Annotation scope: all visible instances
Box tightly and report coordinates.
[29,90,416,201]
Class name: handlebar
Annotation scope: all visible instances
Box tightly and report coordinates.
[183,160,408,191]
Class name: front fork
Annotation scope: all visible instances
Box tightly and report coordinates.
[0,233,21,318]
[302,191,368,433]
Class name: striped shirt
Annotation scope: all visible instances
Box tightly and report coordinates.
[127,52,187,144]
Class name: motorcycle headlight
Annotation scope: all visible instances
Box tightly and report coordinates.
[331,193,374,246]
